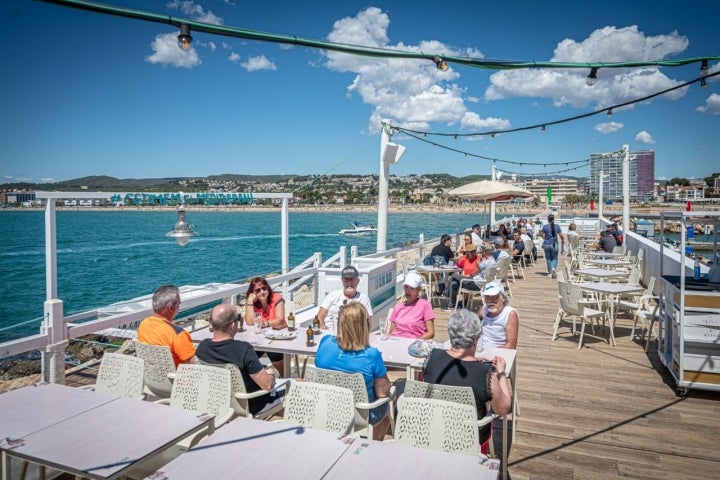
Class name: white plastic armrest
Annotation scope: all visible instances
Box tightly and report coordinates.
[355,396,390,411]
[167,372,177,382]
[235,390,271,400]
[478,413,498,427]
[78,384,96,391]
[154,398,171,405]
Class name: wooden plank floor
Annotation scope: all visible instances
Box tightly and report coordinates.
[427,255,720,480]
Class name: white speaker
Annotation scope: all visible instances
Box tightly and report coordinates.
[382,142,406,164]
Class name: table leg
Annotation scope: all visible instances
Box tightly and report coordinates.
[608,295,617,347]
[502,414,508,480]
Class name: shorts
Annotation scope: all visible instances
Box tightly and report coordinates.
[369,402,389,425]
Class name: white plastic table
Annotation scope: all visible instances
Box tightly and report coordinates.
[577,282,645,346]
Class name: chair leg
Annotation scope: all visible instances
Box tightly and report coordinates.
[552,309,563,341]
[578,317,587,349]
[644,316,657,352]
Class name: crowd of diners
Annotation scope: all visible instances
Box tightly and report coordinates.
[137,222,527,445]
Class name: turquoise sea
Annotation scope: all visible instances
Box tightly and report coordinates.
[0,209,491,342]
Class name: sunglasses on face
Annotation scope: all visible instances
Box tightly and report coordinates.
[253,286,268,294]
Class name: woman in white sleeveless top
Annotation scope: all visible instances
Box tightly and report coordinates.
[479,281,519,349]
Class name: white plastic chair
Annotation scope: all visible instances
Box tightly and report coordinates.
[281,381,355,435]
[553,281,607,349]
[454,277,486,310]
[135,342,176,398]
[156,364,234,447]
[395,397,479,455]
[522,239,535,267]
[616,276,658,344]
[80,352,145,400]
[305,367,395,438]
[196,360,290,420]
[495,256,513,297]
[403,378,496,456]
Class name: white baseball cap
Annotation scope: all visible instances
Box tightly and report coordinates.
[404,272,424,289]
[482,280,504,296]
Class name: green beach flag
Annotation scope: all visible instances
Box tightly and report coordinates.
[546,187,553,205]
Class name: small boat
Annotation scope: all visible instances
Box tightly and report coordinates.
[339,222,378,236]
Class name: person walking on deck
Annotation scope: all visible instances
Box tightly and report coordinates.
[541,214,562,278]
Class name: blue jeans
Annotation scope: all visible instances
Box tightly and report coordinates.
[543,242,559,274]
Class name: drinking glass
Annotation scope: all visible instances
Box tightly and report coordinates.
[379,318,390,341]
[254,314,264,335]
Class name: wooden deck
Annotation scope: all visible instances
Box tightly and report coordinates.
[430,256,720,479]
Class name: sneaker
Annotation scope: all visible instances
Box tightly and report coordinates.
[551,269,557,279]
[441,305,455,312]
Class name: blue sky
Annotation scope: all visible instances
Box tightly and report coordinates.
[1,0,718,184]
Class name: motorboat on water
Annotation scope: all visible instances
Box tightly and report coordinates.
[339,222,378,236]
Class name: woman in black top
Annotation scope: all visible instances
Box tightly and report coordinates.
[430,234,455,263]
[422,309,511,453]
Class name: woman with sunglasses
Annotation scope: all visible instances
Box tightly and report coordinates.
[245,276,286,370]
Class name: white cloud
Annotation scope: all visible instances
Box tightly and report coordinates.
[40,177,55,183]
[594,121,624,134]
[460,112,511,131]
[696,93,720,115]
[240,55,277,72]
[635,130,655,144]
[145,32,201,69]
[166,1,223,25]
[324,7,502,133]
[485,26,689,109]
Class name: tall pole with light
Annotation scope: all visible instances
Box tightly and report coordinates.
[622,144,630,239]
[598,170,608,220]
[490,164,502,229]
[166,192,198,246]
[377,121,405,252]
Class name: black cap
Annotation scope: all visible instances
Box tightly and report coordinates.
[341,266,359,279]
[472,224,480,229]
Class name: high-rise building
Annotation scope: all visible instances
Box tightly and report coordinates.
[589,149,655,202]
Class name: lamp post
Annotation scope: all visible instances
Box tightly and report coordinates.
[490,165,499,229]
[622,144,630,239]
[598,170,610,220]
[377,120,405,252]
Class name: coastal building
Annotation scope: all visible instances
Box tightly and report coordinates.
[588,149,655,202]
[515,177,580,204]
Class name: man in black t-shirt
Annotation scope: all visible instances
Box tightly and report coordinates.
[195,304,284,415]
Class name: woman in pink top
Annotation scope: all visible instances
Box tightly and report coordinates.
[389,272,435,339]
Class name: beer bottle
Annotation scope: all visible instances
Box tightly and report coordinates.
[313,315,321,335]
[306,325,315,347]
[287,311,296,332]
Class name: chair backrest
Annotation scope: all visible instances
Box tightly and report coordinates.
[195,360,251,417]
[135,342,176,398]
[305,367,370,428]
[612,245,624,255]
[559,281,585,316]
[556,270,565,283]
[484,265,498,283]
[495,256,511,281]
[404,378,476,409]
[94,352,145,400]
[626,266,641,286]
[170,364,233,427]
[563,260,574,281]
[283,381,355,434]
[395,397,479,455]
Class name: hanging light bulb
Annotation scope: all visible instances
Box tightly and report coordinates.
[586,67,598,86]
[433,56,449,71]
[178,24,193,51]
[166,195,198,246]
[607,108,613,118]
[541,125,546,133]
[700,59,709,77]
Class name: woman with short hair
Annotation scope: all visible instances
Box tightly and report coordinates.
[315,302,391,440]
[422,309,512,453]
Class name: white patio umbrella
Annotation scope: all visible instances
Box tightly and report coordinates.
[447,180,533,202]
[447,180,534,228]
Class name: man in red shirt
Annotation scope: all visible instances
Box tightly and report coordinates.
[137,285,196,367]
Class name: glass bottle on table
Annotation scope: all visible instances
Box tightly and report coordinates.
[313,315,321,335]
[306,325,315,347]
[287,310,296,332]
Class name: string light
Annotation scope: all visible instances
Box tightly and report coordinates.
[433,56,449,71]
[607,108,613,118]
[586,67,598,86]
[701,59,709,77]
[177,23,192,51]
[541,125,546,133]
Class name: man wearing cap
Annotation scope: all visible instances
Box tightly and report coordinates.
[317,265,373,333]
[388,272,435,339]
[492,236,510,261]
[479,280,518,349]
[471,224,483,246]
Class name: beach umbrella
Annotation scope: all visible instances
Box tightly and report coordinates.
[447,180,533,202]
